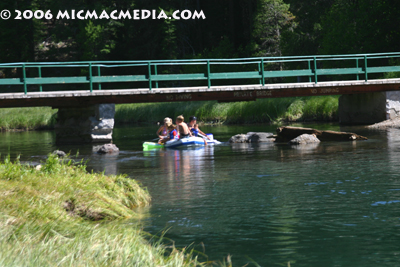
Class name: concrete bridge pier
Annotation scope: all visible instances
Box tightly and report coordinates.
[55,104,115,144]
[339,91,400,124]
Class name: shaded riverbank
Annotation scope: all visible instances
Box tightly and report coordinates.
[0,155,208,266]
[0,96,338,131]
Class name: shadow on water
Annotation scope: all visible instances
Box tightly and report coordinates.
[2,124,400,266]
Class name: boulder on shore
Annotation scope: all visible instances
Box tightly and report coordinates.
[367,117,400,129]
[95,143,119,154]
[229,132,275,143]
[289,134,321,145]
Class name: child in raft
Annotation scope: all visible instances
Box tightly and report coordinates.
[175,115,192,138]
[192,123,208,145]
[158,123,178,144]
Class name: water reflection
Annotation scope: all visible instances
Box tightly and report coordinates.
[230,142,275,152]
[0,130,55,159]
[146,147,215,202]
[387,128,400,167]
[90,149,120,175]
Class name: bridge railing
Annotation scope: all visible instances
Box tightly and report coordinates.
[1,52,400,94]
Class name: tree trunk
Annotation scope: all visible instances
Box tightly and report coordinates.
[275,126,368,142]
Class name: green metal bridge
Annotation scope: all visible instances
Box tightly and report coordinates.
[1,52,400,108]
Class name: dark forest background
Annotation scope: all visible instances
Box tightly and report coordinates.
[1,0,399,63]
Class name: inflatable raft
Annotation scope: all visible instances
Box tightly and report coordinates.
[143,134,221,150]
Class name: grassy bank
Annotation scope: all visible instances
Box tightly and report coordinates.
[0,155,207,266]
[0,107,57,131]
[115,96,339,124]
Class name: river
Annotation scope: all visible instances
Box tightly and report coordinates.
[1,123,400,266]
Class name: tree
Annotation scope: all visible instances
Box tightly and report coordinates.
[320,0,400,54]
[250,0,296,57]
[0,0,38,63]
[282,0,335,56]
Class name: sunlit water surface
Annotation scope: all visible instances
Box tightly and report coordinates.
[1,123,400,266]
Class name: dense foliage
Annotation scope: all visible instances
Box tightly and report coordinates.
[1,0,398,64]
[115,96,339,125]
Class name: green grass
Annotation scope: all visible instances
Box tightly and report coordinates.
[0,218,207,267]
[0,107,57,131]
[0,155,217,267]
[115,96,339,124]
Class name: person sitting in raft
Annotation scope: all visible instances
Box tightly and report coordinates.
[156,117,172,139]
[188,116,210,140]
[192,123,208,145]
[176,115,192,138]
[192,124,209,138]
[188,116,197,131]
[158,123,178,144]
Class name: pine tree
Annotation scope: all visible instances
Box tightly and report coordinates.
[251,0,296,57]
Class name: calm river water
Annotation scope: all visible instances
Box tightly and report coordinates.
[1,123,400,266]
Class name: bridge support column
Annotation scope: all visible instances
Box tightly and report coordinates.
[55,104,115,144]
[339,91,400,124]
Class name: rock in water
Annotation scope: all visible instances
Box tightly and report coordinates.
[289,134,321,145]
[229,132,275,143]
[229,134,248,143]
[246,132,275,143]
[276,126,367,142]
[52,150,67,157]
[96,143,119,154]
[276,127,321,142]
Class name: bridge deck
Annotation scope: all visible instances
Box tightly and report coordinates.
[1,79,400,108]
